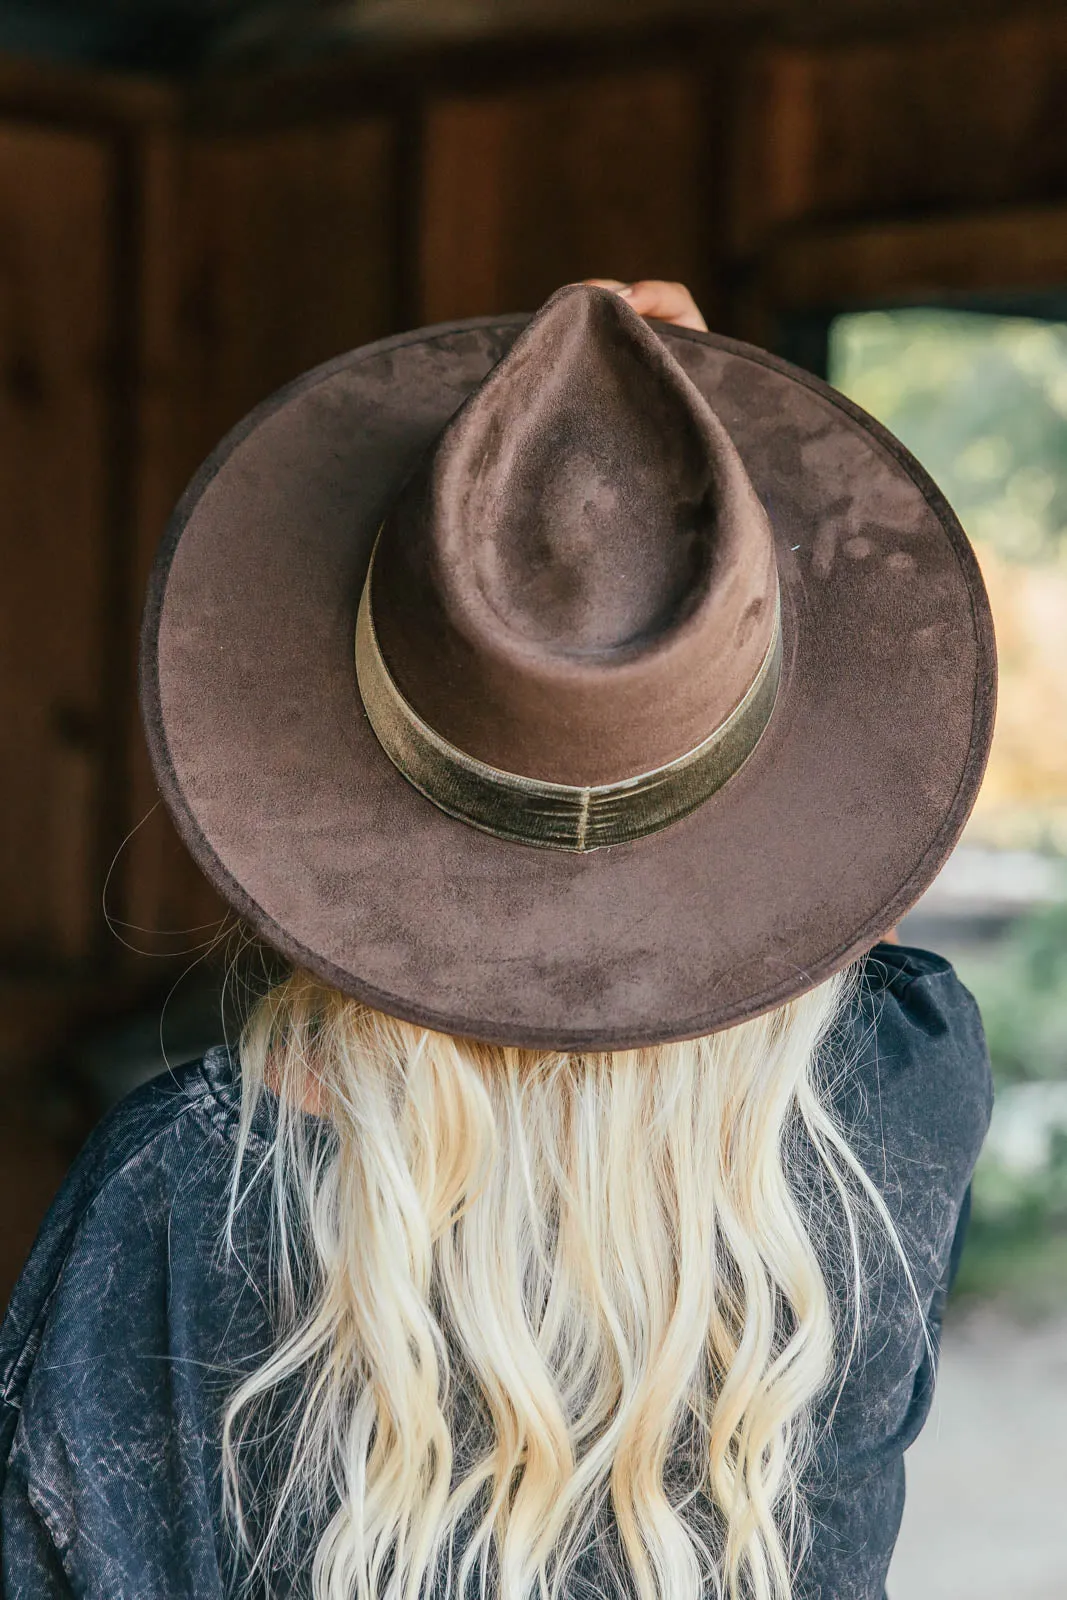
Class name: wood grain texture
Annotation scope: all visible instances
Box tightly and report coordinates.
[0,126,111,968]
[418,64,712,322]
[767,204,1067,310]
[731,11,1067,252]
[726,8,1067,346]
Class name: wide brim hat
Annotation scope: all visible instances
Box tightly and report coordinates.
[141,288,996,1049]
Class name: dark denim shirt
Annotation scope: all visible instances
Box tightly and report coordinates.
[0,945,992,1599]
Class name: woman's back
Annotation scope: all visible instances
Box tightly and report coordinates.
[2,278,998,1598]
[0,943,990,1600]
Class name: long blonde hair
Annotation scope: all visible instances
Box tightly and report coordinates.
[222,965,909,1600]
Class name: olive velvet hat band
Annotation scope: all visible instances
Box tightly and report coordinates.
[355,547,783,852]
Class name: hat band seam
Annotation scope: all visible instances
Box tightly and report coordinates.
[355,572,782,853]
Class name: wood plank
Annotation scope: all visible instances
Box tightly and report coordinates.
[766,204,1067,310]
[419,64,713,323]
[171,120,398,443]
[727,45,817,259]
[0,126,112,967]
[730,9,1067,245]
[0,52,171,129]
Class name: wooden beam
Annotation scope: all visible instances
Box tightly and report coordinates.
[765,205,1067,310]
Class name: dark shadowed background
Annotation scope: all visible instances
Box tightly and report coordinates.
[1,3,1066,1594]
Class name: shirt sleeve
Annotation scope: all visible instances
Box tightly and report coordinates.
[0,1057,246,1600]
[1,1450,77,1599]
[797,944,993,1600]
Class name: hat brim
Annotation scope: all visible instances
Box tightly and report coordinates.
[141,316,995,1049]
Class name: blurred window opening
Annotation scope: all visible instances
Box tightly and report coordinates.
[825,308,1067,1314]
[831,309,1067,859]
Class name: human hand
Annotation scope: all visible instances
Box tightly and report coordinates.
[582,278,708,332]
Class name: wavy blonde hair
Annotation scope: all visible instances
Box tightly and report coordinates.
[222,966,909,1600]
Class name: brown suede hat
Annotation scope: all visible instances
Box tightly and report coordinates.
[140,286,996,1049]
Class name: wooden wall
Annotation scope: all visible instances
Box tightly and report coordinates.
[727,7,1067,342]
[416,62,713,321]
[0,127,112,972]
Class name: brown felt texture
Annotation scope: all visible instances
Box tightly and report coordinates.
[372,288,777,784]
[141,289,996,1049]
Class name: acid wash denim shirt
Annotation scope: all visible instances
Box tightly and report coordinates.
[0,943,991,1600]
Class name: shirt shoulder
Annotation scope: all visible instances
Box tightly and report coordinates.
[843,940,993,1212]
[817,939,993,1424]
[0,1047,263,1598]
[799,948,993,1595]
[0,1047,245,1419]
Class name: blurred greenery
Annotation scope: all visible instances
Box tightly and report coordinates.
[830,310,1067,565]
[833,312,1067,853]
[830,311,1067,1308]
[956,902,1067,1086]
[947,907,1067,1310]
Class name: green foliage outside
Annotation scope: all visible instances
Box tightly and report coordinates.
[959,901,1067,1085]
[831,310,1067,1310]
[830,309,1067,565]
[951,906,1067,1311]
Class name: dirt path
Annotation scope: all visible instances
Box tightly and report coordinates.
[888,1309,1067,1599]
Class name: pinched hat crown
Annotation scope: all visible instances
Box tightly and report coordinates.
[359,286,782,849]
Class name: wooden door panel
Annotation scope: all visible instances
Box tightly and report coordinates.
[732,12,1067,250]
[0,126,111,966]
[419,65,712,323]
